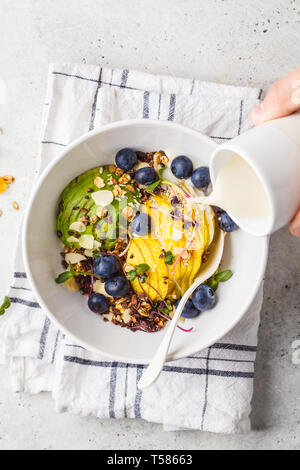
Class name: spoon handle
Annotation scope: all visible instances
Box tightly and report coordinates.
[138,290,190,390]
[138,230,225,390]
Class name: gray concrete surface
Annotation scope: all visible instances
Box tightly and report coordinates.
[0,0,299,450]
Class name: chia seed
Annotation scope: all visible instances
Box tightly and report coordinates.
[87,188,94,193]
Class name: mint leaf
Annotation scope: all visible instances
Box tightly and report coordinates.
[68,262,76,276]
[145,168,165,192]
[165,251,174,265]
[0,296,12,316]
[158,168,165,178]
[103,239,117,251]
[136,263,150,274]
[1,296,11,309]
[205,278,219,292]
[55,271,74,284]
[214,270,233,282]
[128,270,137,281]
[145,180,161,192]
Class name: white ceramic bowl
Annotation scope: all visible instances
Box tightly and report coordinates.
[23,120,268,363]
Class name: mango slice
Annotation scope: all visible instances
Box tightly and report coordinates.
[127,190,214,301]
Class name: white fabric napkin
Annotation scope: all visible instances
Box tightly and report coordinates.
[0,63,264,434]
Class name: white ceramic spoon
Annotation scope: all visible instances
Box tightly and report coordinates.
[138,228,225,390]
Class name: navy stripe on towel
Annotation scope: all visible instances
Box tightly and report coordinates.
[143,91,150,118]
[120,69,129,88]
[52,71,139,91]
[201,347,211,430]
[237,100,244,135]
[41,140,67,147]
[38,317,51,360]
[212,342,257,352]
[89,67,103,131]
[168,94,176,121]
[14,272,27,278]
[10,286,32,292]
[10,297,41,309]
[64,356,254,379]
[135,366,143,418]
[109,363,118,418]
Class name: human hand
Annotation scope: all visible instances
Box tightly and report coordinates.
[250,67,300,237]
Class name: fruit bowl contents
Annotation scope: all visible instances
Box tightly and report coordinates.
[55,148,236,333]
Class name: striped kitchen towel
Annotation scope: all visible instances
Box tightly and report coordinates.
[0,63,264,433]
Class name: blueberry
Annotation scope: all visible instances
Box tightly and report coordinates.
[88,293,109,314]
[192,284,216,311]
[94,255,121,279]
[135,167,159,186]
[130,213,151,236]
[171,155,193,179]
[217,210,238,232]
[115,148,137,171]
[176,299,201,318]
[191,166,211,189]
[105,275,130,297]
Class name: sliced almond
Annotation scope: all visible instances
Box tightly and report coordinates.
[103,312,113,322]
[69,221,86,233]
[65,253,87,264]
[12,201,19,210]
[65,277,80,292]
[91,190,114,207]
[84,249,94,257]
[134,161,150,171]
[67,236,79,244]
[124,262,134,273]
[78,234,94,249]
[93,280,112,297]
[93,239,101,249]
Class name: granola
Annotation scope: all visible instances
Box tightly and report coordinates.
[55,148,231,333]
